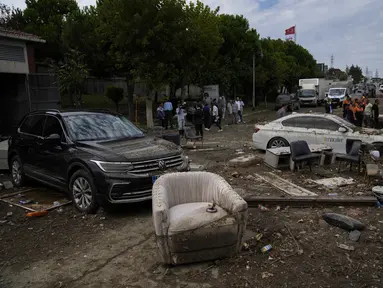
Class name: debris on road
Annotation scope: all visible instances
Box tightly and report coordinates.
[258,204,269,211]
[322,213,365,231]
[337,243,355,251]
[2,181,13,190]
[26,211,49,217]
[228,154,261,167]
[349,230,361,242]
[261,272,274,279]
[231,171,240,178]
[312,177,355,189]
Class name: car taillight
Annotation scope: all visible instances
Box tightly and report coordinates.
[254,127,260,133]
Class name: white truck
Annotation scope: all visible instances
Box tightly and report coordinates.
[298,78,331,106]
[327,81,353,108]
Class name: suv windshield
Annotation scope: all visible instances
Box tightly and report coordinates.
[63,113,145,141]
[299,90,315,97]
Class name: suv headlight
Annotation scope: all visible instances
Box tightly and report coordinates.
[91,160,134,173]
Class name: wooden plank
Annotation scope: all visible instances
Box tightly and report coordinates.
[245,196,377,207]
[255,172,317,196]
[0,198,36,212]
[0,188,36,199]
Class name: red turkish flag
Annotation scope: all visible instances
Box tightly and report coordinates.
[285,26,296,35]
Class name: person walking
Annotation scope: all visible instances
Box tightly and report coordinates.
[203,102,211,131]
[236,98,245,123]
[176,102,186,136]
[343,95,351,119]
[194,103,204,137]
[163,99,173,129]
[156,103,165,127]
[276,104,287,119]
[372,99,380,128]
[227,100,233,125]
[212,102,223,132]
[218,96,226,120]
[364,100,373,127]
[353,100,364,127]
[232,99,238,124]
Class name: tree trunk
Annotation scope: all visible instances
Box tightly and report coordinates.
[180,84,186,103]
[126,77,135,121]
[145,97,154,129]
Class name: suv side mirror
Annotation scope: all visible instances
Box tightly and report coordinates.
[338,127,347,133]
[45,133,61,142]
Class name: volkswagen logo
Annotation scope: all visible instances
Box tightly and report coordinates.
[158,160,167,170]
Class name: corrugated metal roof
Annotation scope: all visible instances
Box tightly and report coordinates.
[0,27,45,43]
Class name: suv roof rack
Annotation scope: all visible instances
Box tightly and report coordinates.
[30,109,61,113]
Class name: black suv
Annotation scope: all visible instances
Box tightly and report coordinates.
[8,110,189,213]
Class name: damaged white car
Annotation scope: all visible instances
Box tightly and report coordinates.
[252,113,383,153]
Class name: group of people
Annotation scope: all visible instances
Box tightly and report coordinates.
[156,96,245,138]
[341,95,380,128]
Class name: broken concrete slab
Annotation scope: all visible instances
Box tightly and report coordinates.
[322,213,365,231]
[255,172,317,197]
[229,154,261,167]
[312,177,355,189]
[184,142,220,149]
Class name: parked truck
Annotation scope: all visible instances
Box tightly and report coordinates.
[298,78,331,106]
[327,80,353,108]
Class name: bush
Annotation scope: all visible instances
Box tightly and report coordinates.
[106,86,124,111]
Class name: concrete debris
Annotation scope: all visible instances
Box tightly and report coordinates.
[189,163,206,171]
[228,154,260,167]
[243,230,258,242]
[337,243,355,251]
[312,177,355,189]
[231,171,240,178]
[349,230,361,242]
[322,213,365,231]
[261,272,274,279]
[3,181,13,190]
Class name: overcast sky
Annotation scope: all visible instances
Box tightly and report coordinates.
[4,0,383,77]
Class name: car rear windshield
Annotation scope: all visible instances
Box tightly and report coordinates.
[63,113,145,141]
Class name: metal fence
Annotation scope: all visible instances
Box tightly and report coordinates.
[28,73,61,110]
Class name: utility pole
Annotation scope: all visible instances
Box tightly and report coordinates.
[252,52,256,109]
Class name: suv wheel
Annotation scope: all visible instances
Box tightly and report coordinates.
[11,155,25,187]
[69,169,99,214]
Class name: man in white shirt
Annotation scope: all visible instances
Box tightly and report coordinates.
[212,102,223,132]
[364,100,373,127]
[235,98,244,123]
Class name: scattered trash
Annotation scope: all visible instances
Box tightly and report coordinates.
[57,207,63,213]
[337,243,355,251]
[275,206,281,211]
[322,213,365,231]
[258,204,269,211]
[245,175,255,180]
[261,272,274,279]
[349,230,361,242]
[255,233,263,241]
[243,242,250,250]
[312,177,355,188]
[53,201,61,206]
[20,199,33,205]
[367,225,377,231]
[26,211,48,218]
[6,212,12,217]
[246,264,250,270]
[328,193,338,197]
[261,244,272,253]
[0,220,7,224]
[297,219,304,223]
[100,217,106,220]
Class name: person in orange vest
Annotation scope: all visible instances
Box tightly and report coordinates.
[343,95,351,118]
[353,100,364,127]
[347,99,354,123]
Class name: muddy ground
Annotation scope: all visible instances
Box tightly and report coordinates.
[1,106,383,288]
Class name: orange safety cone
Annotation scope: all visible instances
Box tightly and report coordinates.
[26,211,48,217]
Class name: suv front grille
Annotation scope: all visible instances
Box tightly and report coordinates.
[110,181,152,201]
[130,154,184,174]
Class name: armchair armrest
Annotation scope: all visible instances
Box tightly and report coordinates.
[208,176,248,214]
[152,182,170,236]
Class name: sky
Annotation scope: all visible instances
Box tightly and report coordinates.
[4,0,383,77]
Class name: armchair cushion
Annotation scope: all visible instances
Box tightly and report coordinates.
[168,202,231,235]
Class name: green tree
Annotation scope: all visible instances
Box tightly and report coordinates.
[50,49,89,107]
[23,0,79,61]
[0,3,25,30]
[348,65,363,84]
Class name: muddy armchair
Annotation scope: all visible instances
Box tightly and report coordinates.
[152,172,248,265]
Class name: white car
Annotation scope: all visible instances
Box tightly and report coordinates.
[252,113,383,154]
